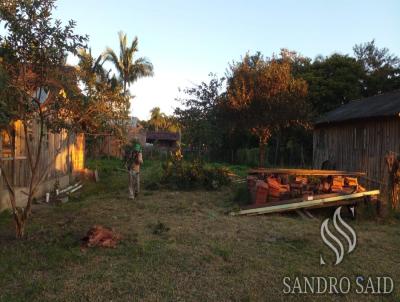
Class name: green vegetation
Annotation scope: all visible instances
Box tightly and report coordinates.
[141,107,179,132]
[129,153,233,191]
[0,0,155,238]
[103,31,154,97]
[162,158,231,190]
[0,0,87,238]
[174,44,400,167]
[225,52,310,166]
[0,159,399,301]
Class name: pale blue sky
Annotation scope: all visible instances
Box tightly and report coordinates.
[54,0,400,120]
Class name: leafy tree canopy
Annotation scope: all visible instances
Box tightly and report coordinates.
[226,52,310,166]
[144,107,179,132]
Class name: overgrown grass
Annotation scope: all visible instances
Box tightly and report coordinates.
[0,159,399,301]
[86,157,125,172]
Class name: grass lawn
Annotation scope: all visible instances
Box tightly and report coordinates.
[0,159,399,301]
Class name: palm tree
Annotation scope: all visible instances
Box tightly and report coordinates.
[77,49,107,89]
[103,32,154,98]
[149,107,164,131]
[148,107,180,132]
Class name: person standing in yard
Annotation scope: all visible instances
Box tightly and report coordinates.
[126,143,143,200]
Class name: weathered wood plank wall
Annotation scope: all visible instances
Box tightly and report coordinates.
[0,120,84,191]
[313,117,400,192]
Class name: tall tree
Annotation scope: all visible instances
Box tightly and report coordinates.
[0,0,87,238]
[299,53,364,115]
[103,32,153,110]
[353,40,400,96]
[226,52,309,167]
[73,49,129,155]
[144,107,179,132]
[148,107,164,131]
[174,75,226,157]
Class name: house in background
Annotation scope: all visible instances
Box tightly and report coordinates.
[313,90,400,194]
[98,117,147,159]
[99,116,180,159]
[0,120,84,211]
[145,131,180,149]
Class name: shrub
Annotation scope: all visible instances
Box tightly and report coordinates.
[202,166,231,190]
[161,155,231,190]
[233,184,252,206]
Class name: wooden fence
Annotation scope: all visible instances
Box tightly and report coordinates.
[0,120,84,191]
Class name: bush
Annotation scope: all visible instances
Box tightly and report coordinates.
[233,184,252,206]
[202,166,231,190]
[161,157,231,190]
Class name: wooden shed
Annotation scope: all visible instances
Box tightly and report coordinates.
[313,90,400,193]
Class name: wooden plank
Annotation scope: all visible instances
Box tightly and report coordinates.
[295,209,307,219]
[248,168,366,176]
[0,156,27,161]
[306,200,357,210]
[302,209,315,219]
[241,193,342,210]
[230,190,380,216]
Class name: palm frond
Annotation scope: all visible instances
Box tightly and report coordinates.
[131,57,154,79]
[104,32,153,94]
[103,47,123,76]
[118,31,127,59]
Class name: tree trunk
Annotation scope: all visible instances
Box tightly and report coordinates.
[274,136,280,166]
[259,140,266,167]
[15,219,26,239]
[300,144,305,167]
[255,128,272,168]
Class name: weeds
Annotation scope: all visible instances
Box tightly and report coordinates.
[149,221,170,236]
[162,158,231,190]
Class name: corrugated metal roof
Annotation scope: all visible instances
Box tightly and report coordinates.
[315,90,400,125]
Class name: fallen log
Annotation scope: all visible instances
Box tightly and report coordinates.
[230,190,380,216]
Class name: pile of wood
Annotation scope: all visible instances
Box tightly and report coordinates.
[330,176,344,192]
[81,225,122,249]
[267,177,290,200]
[237,168,380,216]
[327,176,366,194]
[247,170,368,206]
